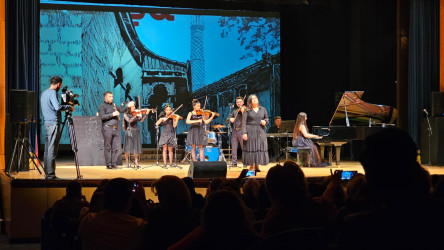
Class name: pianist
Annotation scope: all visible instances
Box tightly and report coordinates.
[267,116,282,162]
[292,112,326,167]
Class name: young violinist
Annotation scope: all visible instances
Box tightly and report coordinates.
[123,102,149,168]
[186,99,216,161]
[156,104,180,168]
[242,94,269,171]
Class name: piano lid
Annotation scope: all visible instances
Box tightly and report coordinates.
[329,91,398,126]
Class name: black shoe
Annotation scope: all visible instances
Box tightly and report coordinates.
[45,176,60,180]
[106,165,113,169]
[109,165,118,169]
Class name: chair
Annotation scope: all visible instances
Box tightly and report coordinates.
[285,147,311,167]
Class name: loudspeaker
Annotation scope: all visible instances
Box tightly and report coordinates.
[188,161,227,179]
[432,92,444,117]
[421,117,444,165]
[9,89,29,123]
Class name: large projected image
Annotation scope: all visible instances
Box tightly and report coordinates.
[39,6,281,145]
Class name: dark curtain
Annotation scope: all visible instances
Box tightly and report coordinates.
[6,0,39,147]
[408,0,439,145]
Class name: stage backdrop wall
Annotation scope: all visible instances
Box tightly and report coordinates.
[39,3,281,146]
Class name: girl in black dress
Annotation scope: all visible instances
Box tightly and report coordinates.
[156,104,180,168]
[123,102,149,168]
[292,112,324,167]
[186,99,215,161]
[242,94,269,171]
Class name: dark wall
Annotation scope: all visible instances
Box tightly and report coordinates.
[280,0,397,128]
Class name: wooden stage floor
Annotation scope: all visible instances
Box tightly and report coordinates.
[7,158,444,181]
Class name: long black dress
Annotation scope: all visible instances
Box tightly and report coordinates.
[242,107,269,166]
[158,114,177,148]
[292,130,322,167]
[186,112,207,146]
[123,113,143,154]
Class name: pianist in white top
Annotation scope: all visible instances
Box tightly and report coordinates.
[292,112,326,167]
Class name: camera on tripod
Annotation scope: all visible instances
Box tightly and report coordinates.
[61,86,80,108]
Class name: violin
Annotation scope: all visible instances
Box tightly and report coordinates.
[166,114,183,120]
[131,108,156,116]
[196,109,220,117]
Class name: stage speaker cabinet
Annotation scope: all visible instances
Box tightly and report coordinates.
[188,161,227,179]
[421,117,444,165]
[9,89,30,123]
[432,92,444,117]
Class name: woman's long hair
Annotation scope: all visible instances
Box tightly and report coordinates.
[246,94,260,111]
[293,112,308,139]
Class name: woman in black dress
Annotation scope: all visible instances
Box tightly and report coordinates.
[242,94,269,171]
[292,112,324,167]
[123,102,149,168]
[156,104,180,168]
[186,99,215,161]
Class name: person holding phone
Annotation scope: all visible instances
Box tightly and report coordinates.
[242,94,269,172]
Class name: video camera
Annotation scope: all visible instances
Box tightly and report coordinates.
[61,86,80,107]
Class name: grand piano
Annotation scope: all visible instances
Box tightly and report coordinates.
[312,91,397,165]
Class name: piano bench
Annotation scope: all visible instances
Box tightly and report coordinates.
[285,147,312,167]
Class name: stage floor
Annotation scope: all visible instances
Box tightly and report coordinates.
[7,157,444,181]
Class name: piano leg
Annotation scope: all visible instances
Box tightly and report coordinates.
[335,146,341,165]
[328,146,333,164]
[320,145,325,160]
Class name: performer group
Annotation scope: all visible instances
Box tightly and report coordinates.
[40,76,325,178]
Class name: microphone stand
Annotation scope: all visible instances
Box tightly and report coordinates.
[425,111,433,165]
[168,119,182,169]
[227,105,233,168]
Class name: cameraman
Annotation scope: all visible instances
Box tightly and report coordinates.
[40,76,75,179]
[98,91,134,169]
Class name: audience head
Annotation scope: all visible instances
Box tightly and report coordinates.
[104,178,133,213]
[202,190,253,234]
[266,161,309,204]
[65,180,82,200]
[152,175,191,211]
[182,177,197,195]
[219,179,241,196]
[359,128,431,201]
[243,178,260,199]
[207,177,226,196]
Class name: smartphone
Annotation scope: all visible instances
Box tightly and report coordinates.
[246,170,256,177]
[339,170,358,180]
[132,181,138,192]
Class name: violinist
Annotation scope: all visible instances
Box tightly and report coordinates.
[156,104,180,168]
[228,96,246,167]
[186,99,216,161]
[123,102,149,169]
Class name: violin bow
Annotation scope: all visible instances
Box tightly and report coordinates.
[233,94,247,120]
[166,104,183,119]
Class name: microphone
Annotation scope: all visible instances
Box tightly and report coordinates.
[423,109,429,116]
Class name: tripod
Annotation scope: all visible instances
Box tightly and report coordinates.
[425,111,433,165]
[6,123,44,178]
[60,111,83,179]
